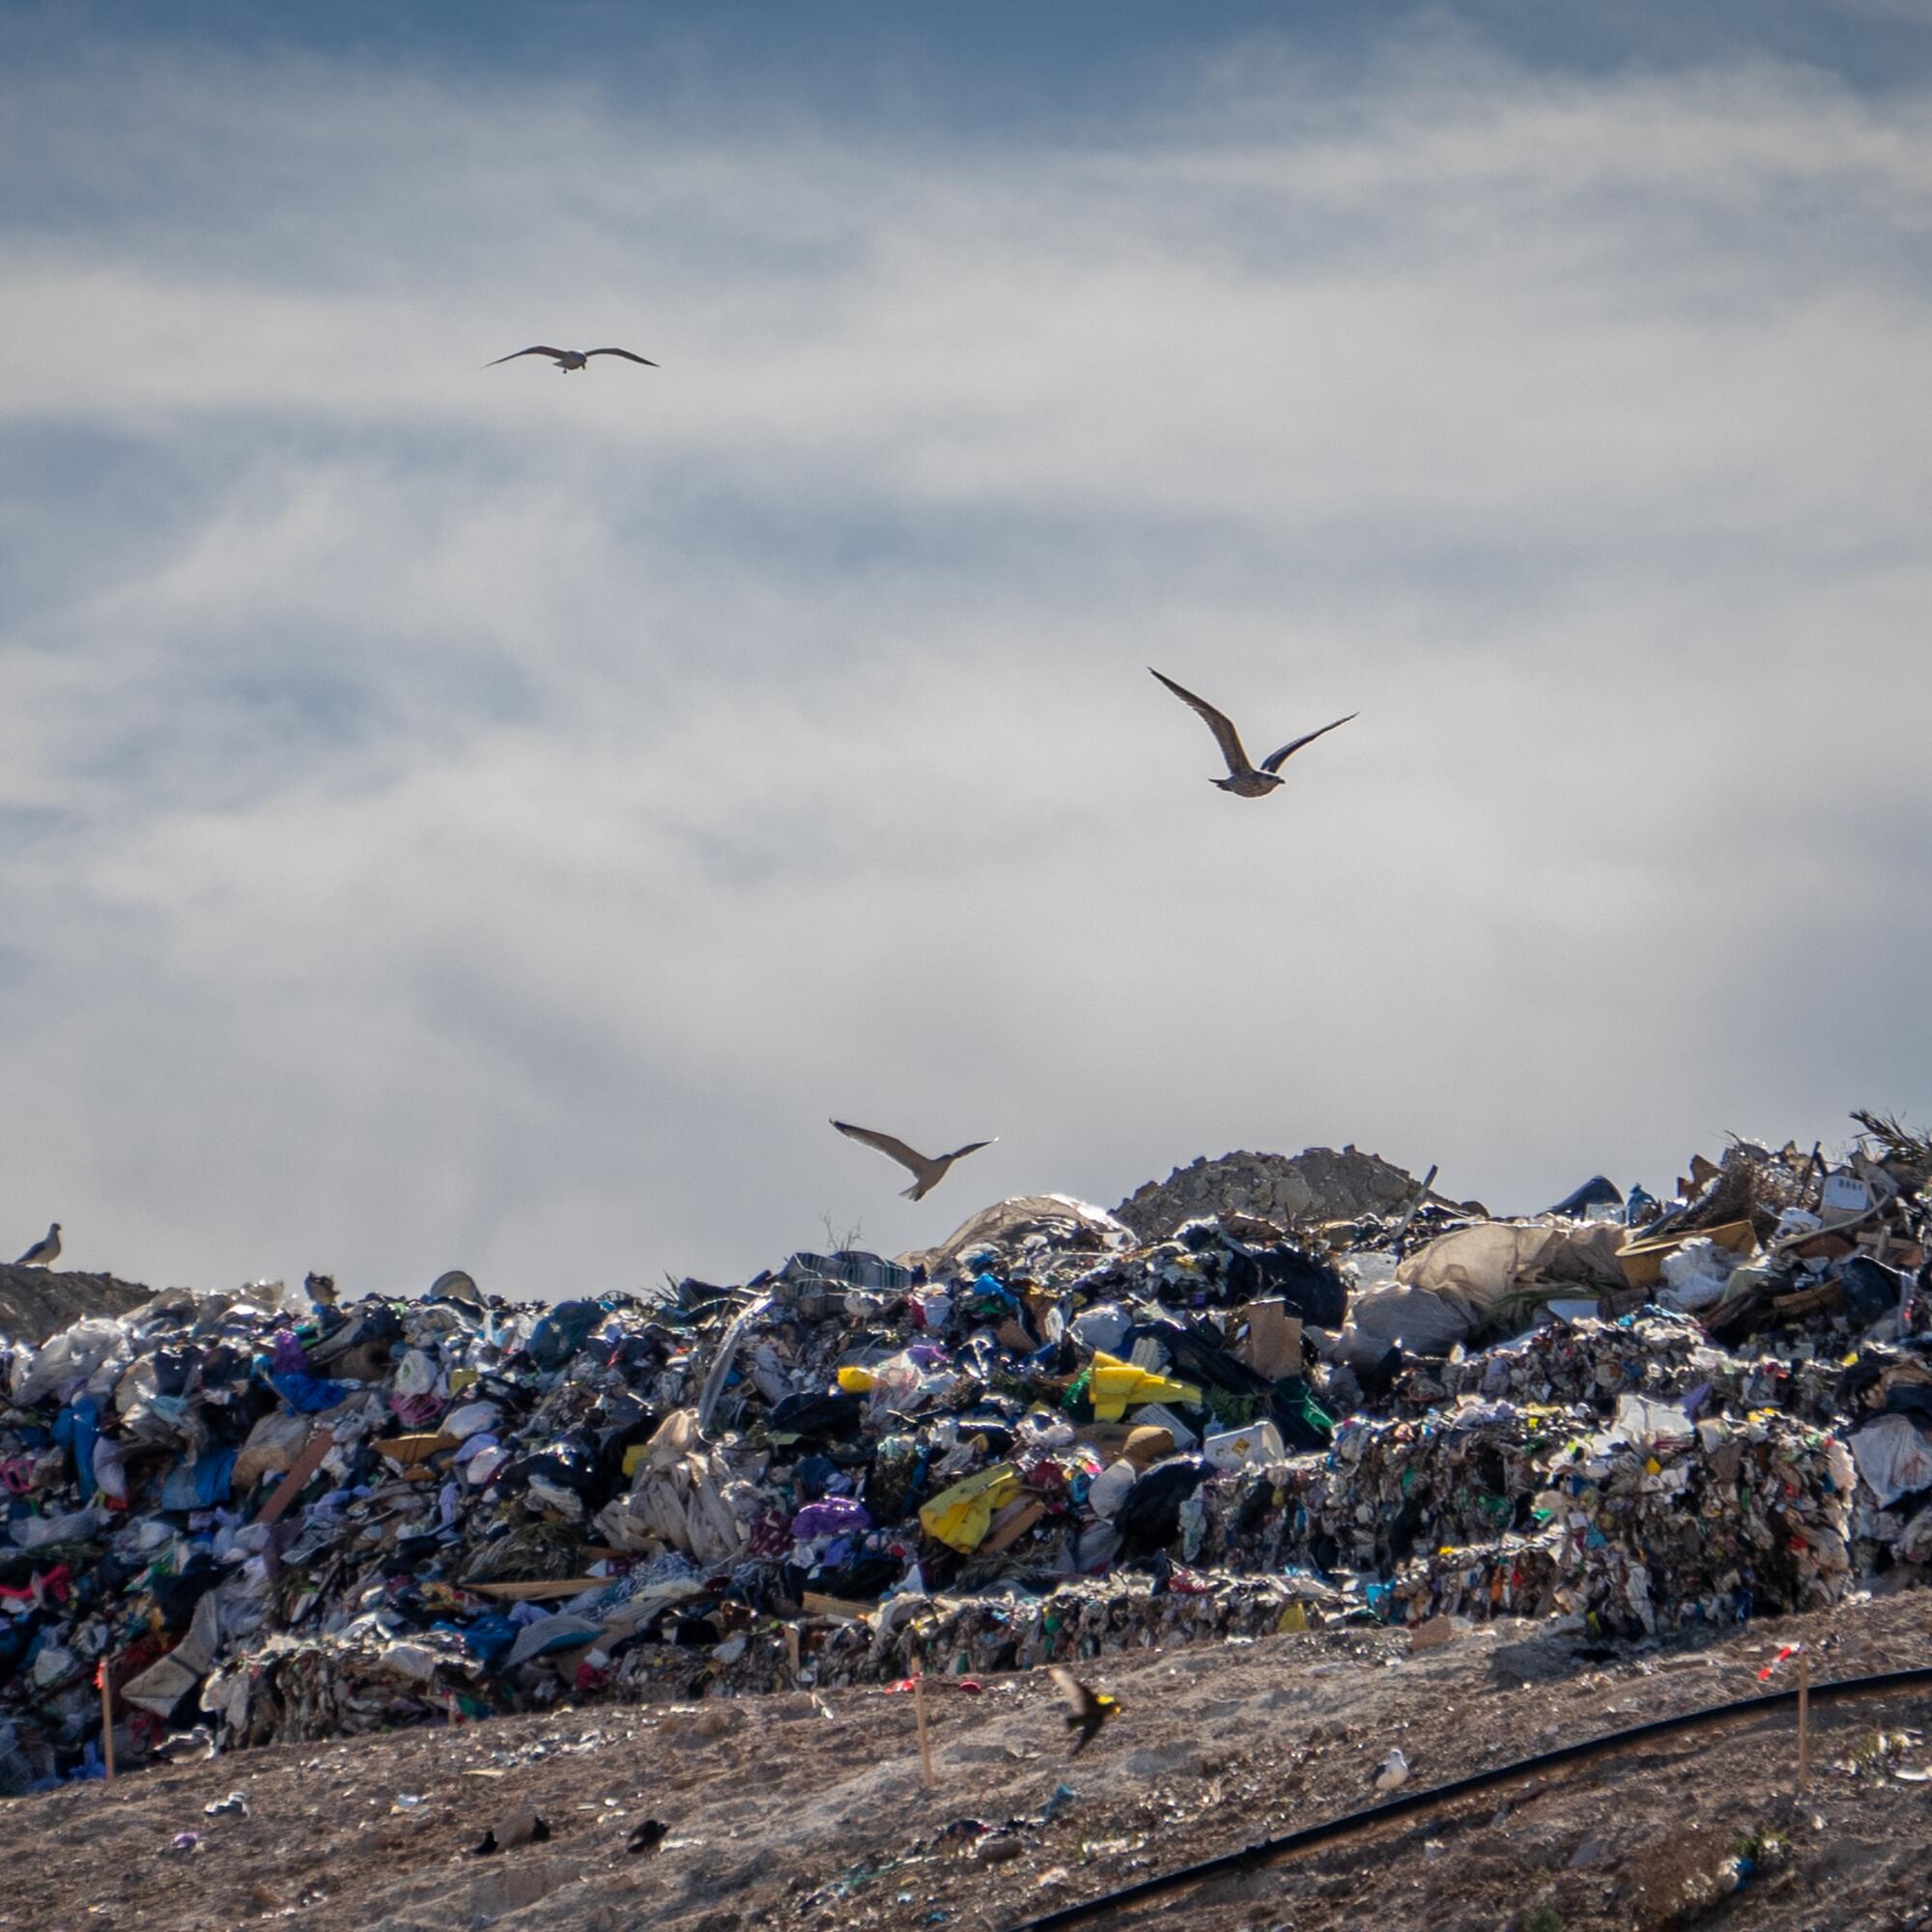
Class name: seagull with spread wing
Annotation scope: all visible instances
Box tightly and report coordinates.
[487,345,659,373]
[1048,1666,1122,1757]
[1149,667,1355,798]
[830,1121,994,1202]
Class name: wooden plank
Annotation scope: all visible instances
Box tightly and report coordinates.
[254,1428,334,1525]
[801,1591,875,1623]
[465,1577,606,1603]
[376,1432,460,1467]
[980,1497,1046,1554]
[1388,1163,1439,1245]
[913,1657,935,1791]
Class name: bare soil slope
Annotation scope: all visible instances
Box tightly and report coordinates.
[0,1265,151,1346]
[9,1591,1932,1932]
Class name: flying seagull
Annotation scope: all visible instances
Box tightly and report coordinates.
[487,345,659,373]
[14,1223,61,1268]
[1149,667,1355,798]
[830,1121,994,1202]
[1048,1666,1122,1757]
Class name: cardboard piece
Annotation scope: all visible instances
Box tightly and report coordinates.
[120,1591,220,1718]
[1239,1301,1303,1379]
[1618,1218,1755,1289]
[1071,1422,1175,1466]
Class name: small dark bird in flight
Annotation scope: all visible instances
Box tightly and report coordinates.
[14,1223,61,1268]
[487,345,659,373]
[1149,667,1355,797]
[1048,1665,1122,1757]
[830,1121,995,1202]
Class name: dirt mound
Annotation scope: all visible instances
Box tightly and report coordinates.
[10,1589,1930,1932]
[1115,1145,1447,1240]
[0,1265,152,1345]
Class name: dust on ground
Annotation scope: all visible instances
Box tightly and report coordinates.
[10,1589,1931,1932]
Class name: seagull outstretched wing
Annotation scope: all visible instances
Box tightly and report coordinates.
[831,1120,931,1177]
[584,348,659,366]
[487,346,574,366]
[1259,712,1357,773]
[1048,1665,1119,1755]
[1149,668,1254,779]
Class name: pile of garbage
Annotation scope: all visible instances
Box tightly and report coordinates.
[1,1122,1928,1782]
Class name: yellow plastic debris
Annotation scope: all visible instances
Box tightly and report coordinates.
[1086,1350,1201,1422]
[918,1463,1022,1552]
[837,1366,876,1394]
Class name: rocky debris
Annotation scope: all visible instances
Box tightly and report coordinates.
[1112,1146,1468,1242]
[0,1265,153,1347]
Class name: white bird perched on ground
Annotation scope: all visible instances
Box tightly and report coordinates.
[1149,667,1355,797]
[14,1223,61,1267]
[486,344,658,373]
[830,1121,995,1202]
[1374,1747,1409,1793]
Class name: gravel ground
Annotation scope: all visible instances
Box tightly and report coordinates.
[9,1587,1932,1932]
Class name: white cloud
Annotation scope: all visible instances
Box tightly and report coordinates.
[1,34,1928,1293]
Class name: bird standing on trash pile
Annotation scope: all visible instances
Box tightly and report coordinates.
[1374,1747,1409,1793]
[14,1224,60,1267]
[830,1121,995,1201]
[487,344,658,373]
[1048,1665,1122,1757]
[1149,668,1355,798]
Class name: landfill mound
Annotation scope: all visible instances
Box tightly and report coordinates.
[1,1123,1929,1794]
[0,1264,152,1347]
[1112,1145,1466,1241]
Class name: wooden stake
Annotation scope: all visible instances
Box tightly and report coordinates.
[100,1665,116,1782]
[1797,1653,1810,1792]
[1390,1165,1439,1247]
[912,1655,936,1793]
[784,1623,802,1680]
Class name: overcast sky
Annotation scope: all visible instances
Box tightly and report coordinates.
[3,2,1929,1298]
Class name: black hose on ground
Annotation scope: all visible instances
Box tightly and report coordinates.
[1002,1662,1932,1932]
